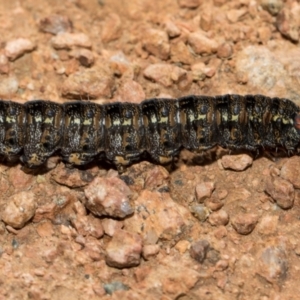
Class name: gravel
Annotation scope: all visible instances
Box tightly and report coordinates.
[0,0,300,298]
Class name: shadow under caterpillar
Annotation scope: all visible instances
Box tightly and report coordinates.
[1,94,300,172]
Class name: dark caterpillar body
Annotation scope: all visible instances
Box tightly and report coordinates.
[1,94,300,171]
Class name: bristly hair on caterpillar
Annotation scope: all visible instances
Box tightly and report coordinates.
[1,94,300,172]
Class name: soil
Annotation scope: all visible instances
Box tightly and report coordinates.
[0,0,300,299]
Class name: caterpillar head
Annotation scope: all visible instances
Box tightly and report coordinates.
[294,113,300,131]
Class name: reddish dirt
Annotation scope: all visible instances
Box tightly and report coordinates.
[0,0,300,299]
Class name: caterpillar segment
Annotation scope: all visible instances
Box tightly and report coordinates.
[104,102,144,172]
[21,101,63,168]
[0,101,25,159]
[61,102,104,166]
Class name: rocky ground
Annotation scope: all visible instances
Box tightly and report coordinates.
[0,0,300,299]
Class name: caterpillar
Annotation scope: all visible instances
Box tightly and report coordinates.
[1,94,300,172]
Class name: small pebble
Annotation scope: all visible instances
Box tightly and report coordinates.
[73,201,87,216]
[36,221,54,238]
[235,71,248,84]
[216,189,228,200]
[171,41,194,65]
[33,268,46,277]
[0,76,18,97]
[6,225,19,235]
[51,32,92,49]
[215,260,229,271]
[206,248,220,264]
[189,240,210,263]
[101,13,122,43]
[143,28,170,60]
[261,0,283,16]
[61,68,114,98]
[93,285,106,297]
[195,181,215,202]
[75,235,85,246]
[144,165,169,190]
[257,215,279,235]
[164,20,181,38]
[280,156,300,188]
[276,8,299,42]
[174,240,190,254]
[217,43,233,59]
[52,163,95,188]
[226,8,248,23]
[84,177,133,218]
[125,190,188,241]
[258,26,272,44]
[142,244,160,260]
[214,226,227,239]
[221,154,253,171]
[33,191,76,223]
[109,51,131,76]
[205,197,224,211]
[265,177,294,209]
[190,204,210,221]
[114,80,145,103]
[84,237,103,261]
[103,281,129,295]
[208,210,229,226]
[102,218,124,237]
[39,14,72,34]
[1,191,36,229]
[203,58,221,78]
[5,38,36,61]
[69,49,94,67]
[191,62,207,81]
[72,214,104,239]
[105,229,143,268]
[143,63,187,87]
[188,32,218,55]
[231,213,258,235]
[256,246,288,283]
